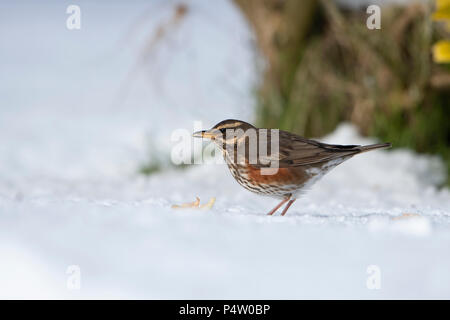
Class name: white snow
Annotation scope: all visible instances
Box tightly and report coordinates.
[1,0,449,299]
[2,124,449,299]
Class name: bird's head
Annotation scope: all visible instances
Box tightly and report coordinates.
[193,119,255,147]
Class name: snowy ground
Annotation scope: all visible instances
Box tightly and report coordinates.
[1,124,449,299]
[1,0,450,299]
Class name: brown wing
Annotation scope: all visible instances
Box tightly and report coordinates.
[254,130,361,168]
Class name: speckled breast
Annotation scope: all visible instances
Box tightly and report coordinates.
[225,161,312,199]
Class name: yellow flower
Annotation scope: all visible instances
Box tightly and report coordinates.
[433,1,450,63]
[432,40,450,63]
[437,0,450,9]
[433,0,450,21]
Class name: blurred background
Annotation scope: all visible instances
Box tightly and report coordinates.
[1,0,448,183]
[238,0,450,186]
[1,0,450,299]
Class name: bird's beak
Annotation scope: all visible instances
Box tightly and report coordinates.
[192,130,206,138]
[192,130,218,139]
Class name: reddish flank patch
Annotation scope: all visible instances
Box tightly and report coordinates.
[246,165,306,185]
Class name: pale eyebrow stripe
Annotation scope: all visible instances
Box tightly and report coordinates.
[215,122,241,130]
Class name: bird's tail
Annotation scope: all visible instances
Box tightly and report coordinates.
[357,143,392,153]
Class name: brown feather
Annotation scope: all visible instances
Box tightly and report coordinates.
[198,119,391,206]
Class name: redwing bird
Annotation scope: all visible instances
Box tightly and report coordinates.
[193,119,391,216]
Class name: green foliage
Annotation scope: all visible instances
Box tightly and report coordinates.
[139,157,190,176]
[256,2,450,185]
[139,162,162,176]
[371,93,450,184]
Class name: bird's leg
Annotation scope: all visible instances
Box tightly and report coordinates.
[266,197,290,215]
[280,199,296,216]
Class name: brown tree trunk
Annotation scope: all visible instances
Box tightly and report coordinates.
[233,0,317,127]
